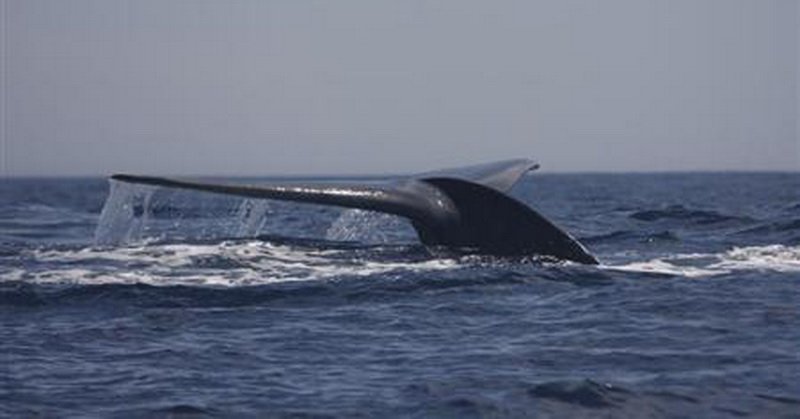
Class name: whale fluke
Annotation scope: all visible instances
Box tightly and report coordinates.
[110,159,598,264]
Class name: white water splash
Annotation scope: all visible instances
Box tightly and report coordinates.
[6,241,457,287]
[326,209,414,244]
[6,241,798,287]
[607,245,800,278]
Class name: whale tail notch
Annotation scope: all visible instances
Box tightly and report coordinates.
[110,159,598,264]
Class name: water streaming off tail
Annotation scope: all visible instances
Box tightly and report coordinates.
[94,180,157,245]
[233,199,270,237]
[326,209,415,244]
[94,180,273,245]
[94,180,416,247]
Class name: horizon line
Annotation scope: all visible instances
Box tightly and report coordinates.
[2,168,799,180]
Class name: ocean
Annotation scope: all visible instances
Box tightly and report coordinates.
[1,173,799,417]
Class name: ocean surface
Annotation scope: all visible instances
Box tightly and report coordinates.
[1,172,799,418]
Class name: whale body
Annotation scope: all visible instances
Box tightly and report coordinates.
[111,159,599,264]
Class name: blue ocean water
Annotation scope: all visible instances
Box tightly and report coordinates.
[1,173,799,417]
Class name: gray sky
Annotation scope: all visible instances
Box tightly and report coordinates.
[2,0,798,176]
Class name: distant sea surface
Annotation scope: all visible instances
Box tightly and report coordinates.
[2,173,799,417]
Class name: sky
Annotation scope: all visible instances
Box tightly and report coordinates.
[1,0,798,176]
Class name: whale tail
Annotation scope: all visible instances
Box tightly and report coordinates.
[111,159,598,264]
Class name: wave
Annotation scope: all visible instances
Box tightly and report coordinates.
[1,241,459,288]
[785,202,800,212]
[0,220,92,230]
[582,230,679,245]
[4,239,798,293]
[629,205,751,225]
[528,379,633,408]
[523,379,798,416]
[412,378,799,416]
[733,218,800,236]
[607,244,800,278]
[0,204,97,228]
[1,242,568,308]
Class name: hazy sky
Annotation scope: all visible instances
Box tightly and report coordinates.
[2,0,798,176]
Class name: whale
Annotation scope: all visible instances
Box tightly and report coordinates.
[111,159,599,264]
